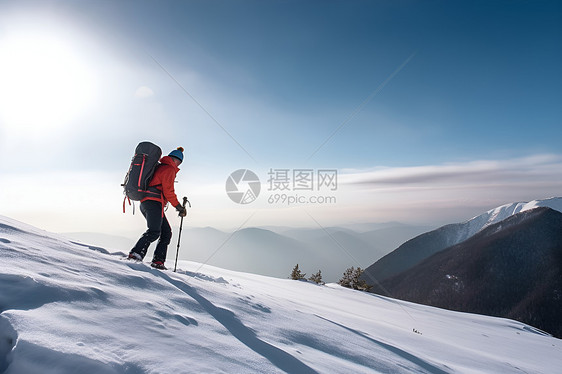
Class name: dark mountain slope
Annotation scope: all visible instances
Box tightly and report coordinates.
[362,221,474,283]
[377,207,562,338]
[363,197,562,284]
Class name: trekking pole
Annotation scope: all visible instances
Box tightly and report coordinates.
[174,196,191,272]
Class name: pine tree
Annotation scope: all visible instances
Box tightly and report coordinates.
[352,267,372,291]
[290,264,306,280]
[339,266,372,291]
[339,267,354,288]
[308,270,325,285]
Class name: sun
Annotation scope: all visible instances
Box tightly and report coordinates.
[0,32,97,135]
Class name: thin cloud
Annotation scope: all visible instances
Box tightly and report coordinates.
[342,155,562,187]
[334,154,562,226]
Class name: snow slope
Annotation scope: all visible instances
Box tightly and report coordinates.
[1,215,561,374]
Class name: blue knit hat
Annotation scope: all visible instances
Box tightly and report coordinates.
[168,147,184,162]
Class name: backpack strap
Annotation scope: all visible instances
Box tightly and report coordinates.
[123,196,129,214]
[122,196,136,215]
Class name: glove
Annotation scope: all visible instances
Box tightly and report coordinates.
[175,204,187,217]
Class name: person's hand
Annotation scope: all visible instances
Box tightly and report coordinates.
[175,204,187,217]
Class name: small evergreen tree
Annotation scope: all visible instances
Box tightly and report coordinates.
[353,267,372,291]
[308,270,325,285]
[338,267,354,288]
[290,264,306,280]
[339,266,372,291]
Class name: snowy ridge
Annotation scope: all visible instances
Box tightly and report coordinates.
[363,197,562,286]
[455,197,562,244]
[1,215,561,373]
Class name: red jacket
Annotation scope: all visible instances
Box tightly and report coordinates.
[141,156,181,207]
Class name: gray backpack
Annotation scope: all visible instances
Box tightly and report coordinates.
[122,142,162,211]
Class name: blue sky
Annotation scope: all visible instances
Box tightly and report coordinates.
[0,0,561,234]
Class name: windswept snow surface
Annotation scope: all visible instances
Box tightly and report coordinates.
[1,215,561,374]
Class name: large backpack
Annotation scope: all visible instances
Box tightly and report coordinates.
[122,141,162,212]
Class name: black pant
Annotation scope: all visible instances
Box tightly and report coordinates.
[131,200,172,262]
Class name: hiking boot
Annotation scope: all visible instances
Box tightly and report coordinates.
[127,252,143,261]
[150,260,167,270]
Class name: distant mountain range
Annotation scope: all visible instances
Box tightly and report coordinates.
[363,197,562,338]
[64,223,431,282]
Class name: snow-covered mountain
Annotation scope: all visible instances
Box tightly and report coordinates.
[364,197,562,282]
[1,215,561,373]
[456,197,562,243]
[375,207,562,338]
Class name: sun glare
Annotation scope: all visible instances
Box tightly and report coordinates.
[0,32,97,135]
